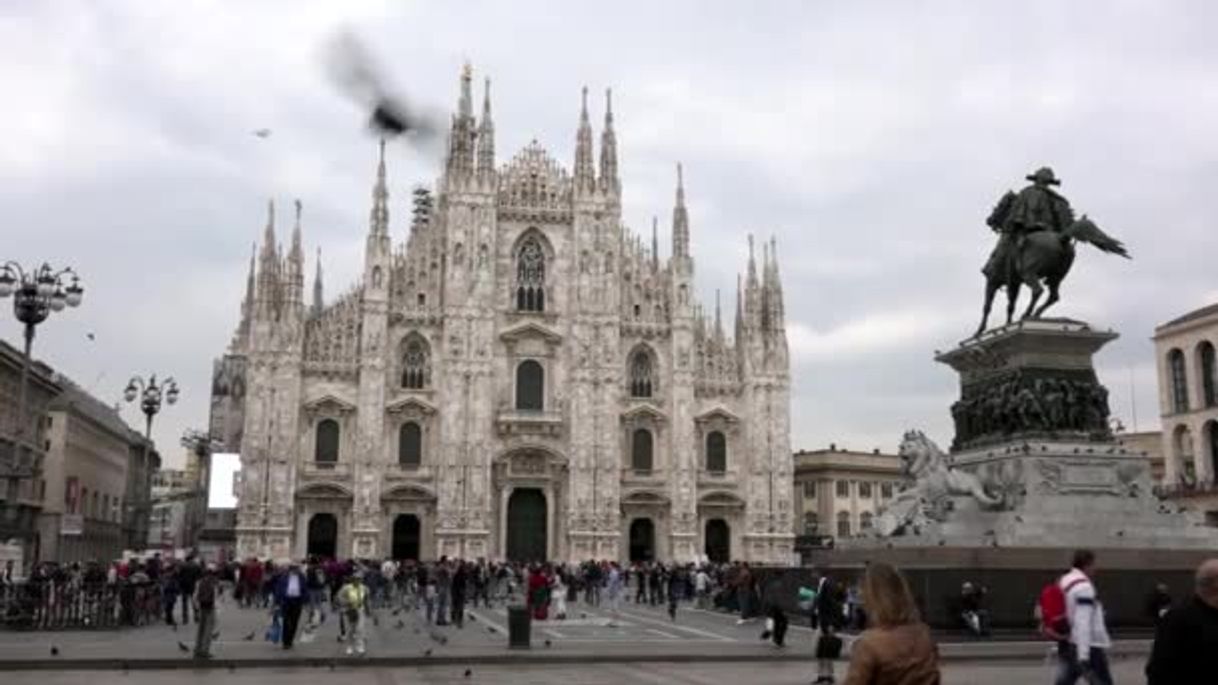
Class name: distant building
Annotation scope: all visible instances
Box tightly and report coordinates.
[36,380,143,563]
[1115,430,1165,483]
[0,339,61,564]
[148,468,197,550]
[197,508,237,564]
[123,431,160,552]
[793,445,903,558]
[1153,303,1218,524]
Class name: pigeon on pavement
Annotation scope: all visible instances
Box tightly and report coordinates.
[50,646,59,656]
[243,631,256,641]
[177,641,190,652]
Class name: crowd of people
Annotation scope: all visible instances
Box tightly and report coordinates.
[7,549,1218,683]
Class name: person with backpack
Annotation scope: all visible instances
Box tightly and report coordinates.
[192,564,219,659]
[1041,550,1113,685]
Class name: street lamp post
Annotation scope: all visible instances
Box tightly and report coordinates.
[0,262,83,524]
[124,374,178,551]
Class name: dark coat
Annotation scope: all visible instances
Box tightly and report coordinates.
[1145,596,1218,685]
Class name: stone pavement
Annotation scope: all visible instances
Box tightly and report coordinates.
[0,658,1150,684]
[0,595,1151,670]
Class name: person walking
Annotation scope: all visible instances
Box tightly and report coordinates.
[667,565,684,621]
[814,573,845,683]
[695,565,710,610]
[177,555,201,625]
[1145,558,1218,684]
[274,561,308,650]
[735,562,754,624]
[606,562,623,617]
[1052,550,1114,685]
[337,572,370,656]
[435,559,452,626]
[451,561,468,628]
[192,564,219,659]
[842,562,939,685]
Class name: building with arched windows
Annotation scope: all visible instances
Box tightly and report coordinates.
[210,66,793,564]
[1154,303,1218,525]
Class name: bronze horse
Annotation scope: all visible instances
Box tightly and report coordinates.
[975,207,1129,337]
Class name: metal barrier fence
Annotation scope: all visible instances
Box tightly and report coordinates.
[0,581,162,631]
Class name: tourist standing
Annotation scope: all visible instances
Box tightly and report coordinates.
[1145,558,1218,684]
[841,562,939,685]
[606,562,623,616]
[192,564,219,659]
[435,558,451,626]
[337,572,369,656]
[814,573,844,683]
[695,565,710,610]
[1144,582,1173,627]
[274,561,308,650]
[735,562,755,624]
[1054,550,1114,685]
[177,555,201,625]
[451,561,468,627]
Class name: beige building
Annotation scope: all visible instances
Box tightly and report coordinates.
[37,381,142,563]
[0,339,61,564]
[1153,303,1218,524]
[1115,430,1165,484]
[793,445,903,543]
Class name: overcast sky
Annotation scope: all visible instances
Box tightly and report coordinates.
[3,1,1215,467]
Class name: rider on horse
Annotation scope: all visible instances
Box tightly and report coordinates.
[983,167,1074,282]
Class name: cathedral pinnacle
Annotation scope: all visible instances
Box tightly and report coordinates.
[672,163,690,259]
[651,216,659,271]
[598,88,618,192]
[574,86,595,190]
[312,247,324,316]
[370,140,389,236]
[477,77,495,176]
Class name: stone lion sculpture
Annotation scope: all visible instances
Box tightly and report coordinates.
[874,430,1002,537]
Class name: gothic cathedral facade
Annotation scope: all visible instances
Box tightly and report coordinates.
[214,67,794,564]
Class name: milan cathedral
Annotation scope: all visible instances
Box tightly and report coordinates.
[211,65,794,564]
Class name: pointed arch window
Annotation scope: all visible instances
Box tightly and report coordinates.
[401,336,430,389]
[515,235,546,312]
[629,349,655,398]
[631,428,654,473]
[705,431,727,473]
[315,419,340,467]
[398,422,422,468]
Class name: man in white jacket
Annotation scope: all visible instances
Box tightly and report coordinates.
[1056,550,1113,685]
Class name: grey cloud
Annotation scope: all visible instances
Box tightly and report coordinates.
[2,1,1215,461]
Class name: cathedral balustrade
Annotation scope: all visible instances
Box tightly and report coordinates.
[697,469,739,488]
[300,462,352,479]
[384,464,437,481]
[495,409,564,438]
[621,466,666,486]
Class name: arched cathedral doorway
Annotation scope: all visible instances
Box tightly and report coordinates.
[705,518,730,563]
[392,514,421,561]
[506,488,547,563]
[629,518,655,562]
[307,513,338,559]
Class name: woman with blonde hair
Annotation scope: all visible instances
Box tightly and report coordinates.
[844,563,940,685]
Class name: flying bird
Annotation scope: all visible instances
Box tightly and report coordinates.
[85,332,95,341]
[252,128,272,139]
[324,30,442,145]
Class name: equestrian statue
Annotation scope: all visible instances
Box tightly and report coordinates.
[975,167,1130,337]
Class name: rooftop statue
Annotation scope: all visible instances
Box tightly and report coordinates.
[975,167,1130,337]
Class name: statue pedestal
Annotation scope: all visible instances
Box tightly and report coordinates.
[862,319,1218,551]
[935,318,1117,452]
